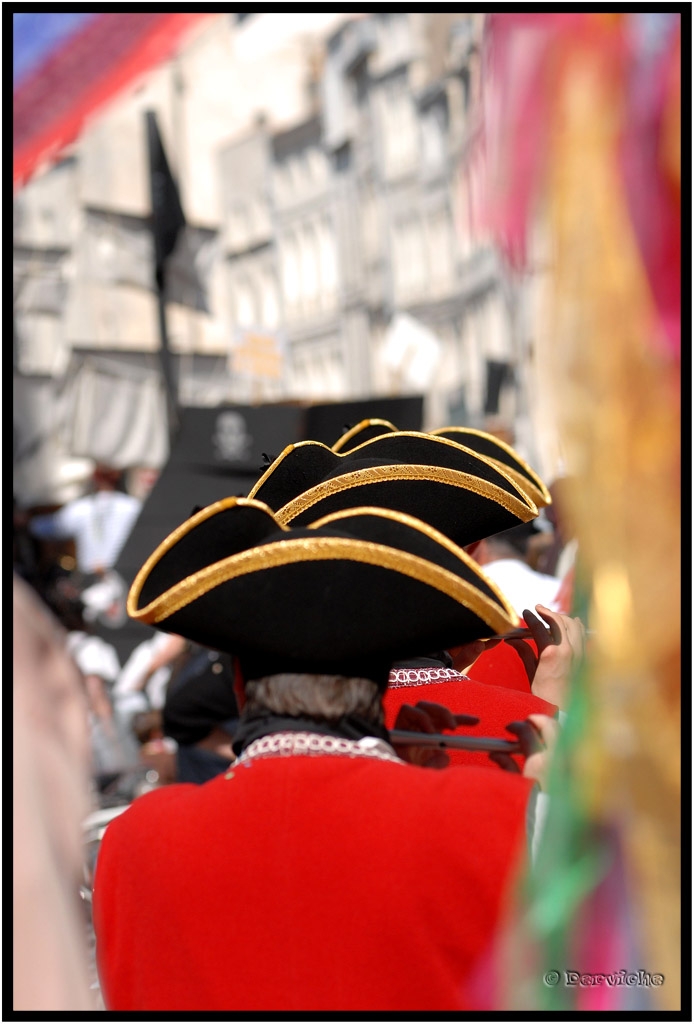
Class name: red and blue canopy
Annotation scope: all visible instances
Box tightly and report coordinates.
[13,12,213,190]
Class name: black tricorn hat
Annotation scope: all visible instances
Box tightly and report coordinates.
[248,432,538,548]
[331,418,398,453]
[327,419,550,510]
[127,498,518,687]
[430,426,552,509]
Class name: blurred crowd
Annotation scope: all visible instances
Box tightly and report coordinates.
[13,461,243,804]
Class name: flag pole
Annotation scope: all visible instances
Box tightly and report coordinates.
[154,279,179,437]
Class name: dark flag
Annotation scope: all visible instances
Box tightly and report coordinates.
[146,110,186,290]
[164,224,215,314]
[146,111,212,307]
[484,359,514,416]
[145,110,185,432]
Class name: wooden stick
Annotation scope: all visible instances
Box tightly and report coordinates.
[389,730,521,753]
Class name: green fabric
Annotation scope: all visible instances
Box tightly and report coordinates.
[521,565,610,1010]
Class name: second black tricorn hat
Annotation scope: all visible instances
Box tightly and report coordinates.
[248,432,538,548]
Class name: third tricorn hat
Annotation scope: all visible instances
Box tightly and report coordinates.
[430,427,552,509]
[331,420,551,509]
[127,498,518,687]
[331,418,398,453]
[248,432,538,549]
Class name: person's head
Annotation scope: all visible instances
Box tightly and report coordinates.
[125,466,159,502]
[468,522,541,567]
[92,463,122,492]
[545,475,578,542]
[238,670,384,727]
[131,710,165,745]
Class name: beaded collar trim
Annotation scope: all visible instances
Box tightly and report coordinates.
[234,731,403,766]
[388,667,469,688]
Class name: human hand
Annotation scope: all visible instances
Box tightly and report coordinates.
[392,701,479,769]
[499,605,584,706]
[489,713,560,790]
[522,714,560,790]
[498,606,558,683]
[524,605,585,710]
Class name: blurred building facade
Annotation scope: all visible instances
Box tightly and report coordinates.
[13,12,545,507]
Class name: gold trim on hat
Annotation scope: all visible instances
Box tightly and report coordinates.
[127,496,283,618]
[129,535,517,636]
[307,505,519,622]
[275,463,537,526]
[484,461,548,510]
[248,434,537,508]
[430,426,552,506]
[331,418,398,453]
[246,441,306,500]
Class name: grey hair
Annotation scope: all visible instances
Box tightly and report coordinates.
[243,673,384,725]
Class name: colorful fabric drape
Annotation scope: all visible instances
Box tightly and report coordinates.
[13,12,213,189]
[479,12,682,1013]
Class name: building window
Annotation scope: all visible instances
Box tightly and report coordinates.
[229,203,250,250]
[333,142,352,174]
[281,232,300,311]
[454,166,473,259]
[289,338,345,400]
[421,98,448,172]
[317,215,338,302]
[300,224,319,308]
[393,217,426,301]
[308,147,326,186]
[378,12,411,68]
[274,163,290,205]
[234,276,257,328]
[360,185,379,263]
[260,271,280,329]
[426,206,453,292]
[380,73,417,178]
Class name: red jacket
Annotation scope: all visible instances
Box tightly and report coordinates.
[384,667,557,770]
[93,738,533,1011]
[466,639,536,693]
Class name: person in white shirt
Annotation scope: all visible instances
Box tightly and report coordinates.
[468,522,562,619]
[28,463,142,578]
